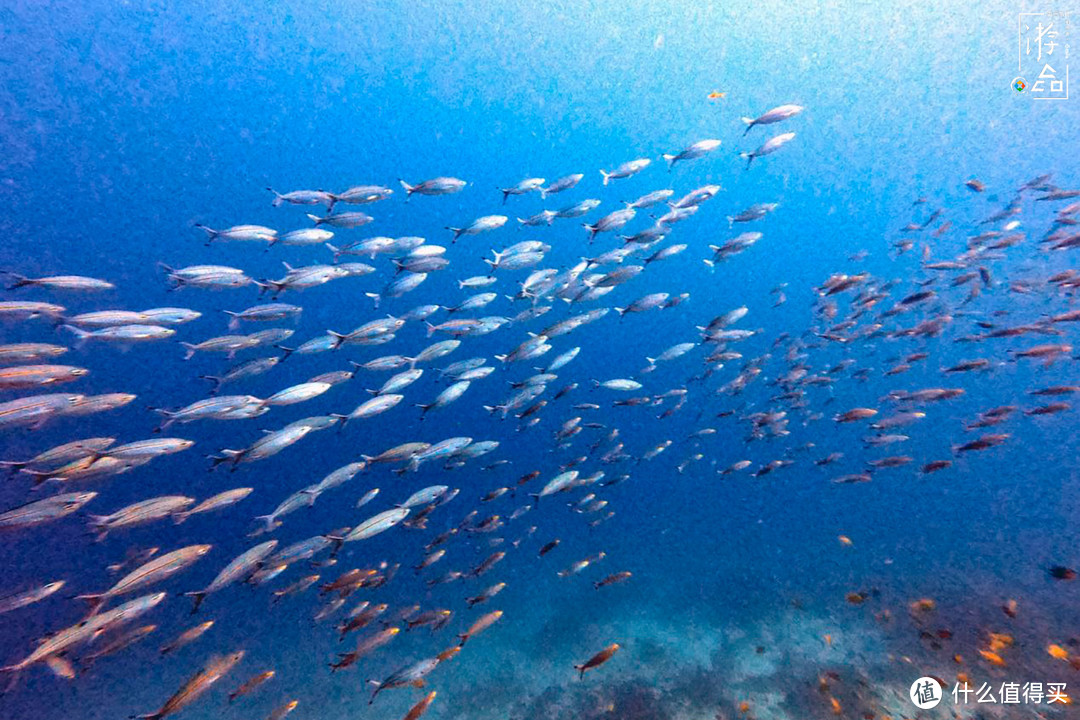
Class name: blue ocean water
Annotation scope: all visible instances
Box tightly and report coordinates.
[2,2,1080,719]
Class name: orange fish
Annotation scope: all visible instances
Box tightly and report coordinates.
[401,691,437,720]
[909,598,936,613]
[1048,644,1069,660]
[134,651,245,720]
[457,610,503,646]
[228,670,275,703]
[435,646,460,663]
[707,91,726,100]
[978,649,1006,666]
[574,643,619,679]
[267,700,298,720]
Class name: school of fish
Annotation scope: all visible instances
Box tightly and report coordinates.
[2,99,1080,718]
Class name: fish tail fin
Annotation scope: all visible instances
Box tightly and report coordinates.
[307,213,324,226]
[319,332,346,354]
[364,292,381,309]
[740,152,753,170]
[74,593,105,613]
[148,407,174,431]
[725,216,734,229]
[251,280,275,296]
[193,223,217,240]
[267,187,283,207]
[179,342,197,361]
[740,117,754,134]
[424,322,437,338]
[274,345,294,360]
[446,227,461,242]
[398,179,415,199]
[183,591,206,613]
[574,665,585,679]
[599,170,610,186]
[662,153,676,170]
[614,307,625,317]
[501,190,510,205]
[59,324,90,349]
[253,514,279,533]
[87,516,108,541]
[324,243,341,261]
[208,450,241,469]
[4,274,30,290]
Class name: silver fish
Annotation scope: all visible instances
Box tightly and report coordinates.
[0,580,65,615]
[599,158,651,185]
[447,215,508,241]
[343,507,410,543]
[740,131,796,168]
[540,173,583,198]
[662,138,721,169]
[740,103,804,134]
[399,177,467,199]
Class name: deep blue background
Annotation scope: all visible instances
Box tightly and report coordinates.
[1,2,1079,719]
